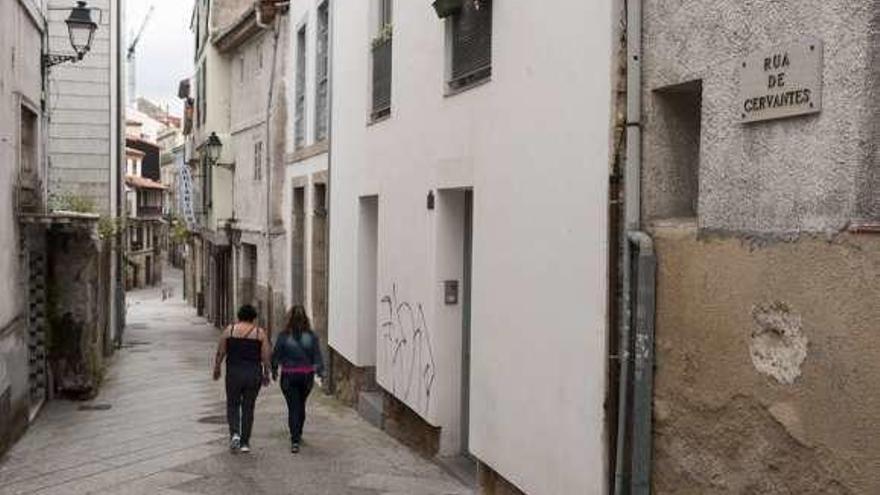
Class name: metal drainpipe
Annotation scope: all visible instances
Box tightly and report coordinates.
[324,0,335,394]
[628,231,655,494]
[614,0,644,492]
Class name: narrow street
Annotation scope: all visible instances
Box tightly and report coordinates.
[0,268,471,495]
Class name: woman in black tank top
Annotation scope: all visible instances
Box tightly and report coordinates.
[213,305,271,453]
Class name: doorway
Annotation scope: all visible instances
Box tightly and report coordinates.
[460,190,473,455]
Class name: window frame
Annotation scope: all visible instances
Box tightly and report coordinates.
[314,1,330,142]
[294,23,308,150]
[446,0,493,94]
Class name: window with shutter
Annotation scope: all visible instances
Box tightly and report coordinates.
[294,25,307,149]
[315,3,330,141]
[371,0,393,120]
[450,0,492,90]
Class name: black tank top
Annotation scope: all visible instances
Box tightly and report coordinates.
[225,325,262,368]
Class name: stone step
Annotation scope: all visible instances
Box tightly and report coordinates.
[357,390,385,430]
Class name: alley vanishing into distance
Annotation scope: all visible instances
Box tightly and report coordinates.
[0,268,470,495]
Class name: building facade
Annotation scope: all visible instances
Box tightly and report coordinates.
[281,0,330,361]
[213,2,290,334]
[0,0,47,456]
[641,1,880,493]
[328,1,616,494]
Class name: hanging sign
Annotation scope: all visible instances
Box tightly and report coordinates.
[739,38,823,123]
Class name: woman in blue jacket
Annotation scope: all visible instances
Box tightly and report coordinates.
[271,305,324,453]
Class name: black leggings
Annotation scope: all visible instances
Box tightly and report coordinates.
[280,373,314,443]
[225,365,261,444]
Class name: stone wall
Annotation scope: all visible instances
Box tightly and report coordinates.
[47,228,111,399]
[652,224,880,494]
[0,318,29,457]
[478,462,527,495]
[328,348,376,407]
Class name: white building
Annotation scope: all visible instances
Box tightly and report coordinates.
[328,1,615,493]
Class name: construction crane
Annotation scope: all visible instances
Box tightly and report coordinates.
[126,5,155,106]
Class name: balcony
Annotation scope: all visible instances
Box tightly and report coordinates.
[371,37,392,120]
[137,206,163,218]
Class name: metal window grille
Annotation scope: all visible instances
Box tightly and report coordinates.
[294,26,307,149]
[372,37,392,119]
[254,141,263,180]
[315,3,330,141]
[450,0,492,89]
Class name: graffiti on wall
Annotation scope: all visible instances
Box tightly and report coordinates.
[380,284,436,414]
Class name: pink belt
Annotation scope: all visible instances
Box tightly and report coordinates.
[281,365,315,374]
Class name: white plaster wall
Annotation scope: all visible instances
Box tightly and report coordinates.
[330,1,614,492]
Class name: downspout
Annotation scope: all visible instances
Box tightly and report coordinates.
[257,2,285,335]
[614,0,652,492]
[628,231,655,494]
[324,0,335,394]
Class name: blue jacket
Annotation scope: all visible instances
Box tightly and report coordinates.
[271,331,324,378]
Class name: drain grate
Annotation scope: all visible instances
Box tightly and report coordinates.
[197,414,226,425]
[78,403,112,411]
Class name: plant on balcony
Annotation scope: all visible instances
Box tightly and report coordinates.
[432,0,463,18]
[371,22,393,49]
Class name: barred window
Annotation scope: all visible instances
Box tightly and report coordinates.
[449,0,492,90]
[254,141,263,181]
[294,25,307,149]
[315,3,330,141]
[371,0,392,120]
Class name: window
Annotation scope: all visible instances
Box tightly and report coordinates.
[294,25,307,149]
[449,0,492,90]
[254,141,263,180]
[20,105,37,173]
[315,3,330,141]
[198,62,207,126]
[371,0,392,120]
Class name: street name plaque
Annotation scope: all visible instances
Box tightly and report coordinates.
[739,38,823,123]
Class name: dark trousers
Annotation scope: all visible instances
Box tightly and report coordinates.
[225,365,261,444]
[280,373,314,443]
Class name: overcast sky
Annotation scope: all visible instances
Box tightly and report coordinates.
[126,0,194,116]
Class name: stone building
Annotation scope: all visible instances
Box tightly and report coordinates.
[123,148,165,290]
[213,2,290,334]
[639,1,880,493]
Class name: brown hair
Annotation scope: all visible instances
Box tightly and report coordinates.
[285,305,311,336]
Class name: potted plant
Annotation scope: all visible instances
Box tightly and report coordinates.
[432,0,463,18]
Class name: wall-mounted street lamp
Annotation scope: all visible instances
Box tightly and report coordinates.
[44,1,99,68]
[205,131,224,164]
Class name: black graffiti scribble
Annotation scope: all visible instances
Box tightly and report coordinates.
[380,284,436,413]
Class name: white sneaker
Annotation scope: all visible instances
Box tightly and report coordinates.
[239,444,251,453]
[230,434,241,452]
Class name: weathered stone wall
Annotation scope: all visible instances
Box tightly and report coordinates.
[0,318,29,457]
[652,224,880,494]
[478,462,527,495]
[382,391,440,459]
[47,229,110,399]
[328,348,376,407]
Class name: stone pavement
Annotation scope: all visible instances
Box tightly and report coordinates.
[0,268,472,495]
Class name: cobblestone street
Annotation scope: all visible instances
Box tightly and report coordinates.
[0,269,471,495]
